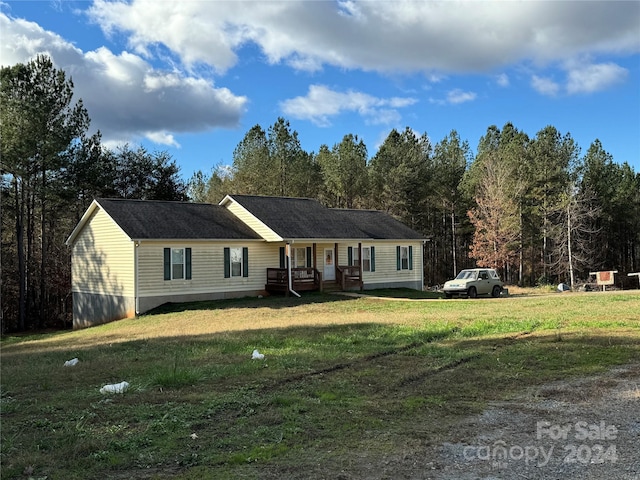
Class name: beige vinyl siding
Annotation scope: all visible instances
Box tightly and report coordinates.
[224,201,281,241]
[330,241,422,280]
[364,241,423,287]
[137,241,277,297]
[71,208,135,296]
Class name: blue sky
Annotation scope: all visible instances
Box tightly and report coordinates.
[1,1,639,180]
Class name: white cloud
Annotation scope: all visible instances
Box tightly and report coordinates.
[429,89,477,106]
[145,131,179,147]
[496,73,510,87]
[531,75,560,96]
[280,84,417,126]
[565,62,628,94]
[0,12,247,146]
[447,89,477,104]
[84,1,639,75]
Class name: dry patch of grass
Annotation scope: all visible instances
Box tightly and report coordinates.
[1,291,639,479]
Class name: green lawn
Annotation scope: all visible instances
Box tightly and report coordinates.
[2,290,639,479]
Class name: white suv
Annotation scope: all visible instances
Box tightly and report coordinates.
[443,268,503,299]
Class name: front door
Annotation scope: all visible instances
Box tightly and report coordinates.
[323,248,335,281]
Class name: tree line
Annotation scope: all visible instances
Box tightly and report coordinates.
[190,119,640,290]
[1,56,187,331]
[2,56,639,332]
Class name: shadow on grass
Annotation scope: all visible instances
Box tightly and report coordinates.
[1,318,638,480]
[147,291,359,315]
[149,288,446,316]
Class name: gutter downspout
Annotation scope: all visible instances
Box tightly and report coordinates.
[286,241,301,298]
[421,240,426,291]
[134,240,140,315]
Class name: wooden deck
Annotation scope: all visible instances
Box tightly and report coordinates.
[265,268,323,294]
[336,265,363,291]
[265,266,362,294]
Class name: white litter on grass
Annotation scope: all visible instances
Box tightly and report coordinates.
[251,349,265,360]
[100,381,130,394]
[63,358,79,367]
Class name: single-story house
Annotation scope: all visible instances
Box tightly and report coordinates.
[65,194,427,328]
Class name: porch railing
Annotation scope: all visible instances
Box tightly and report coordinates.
[266,267,322,293]
[336,265,363,291]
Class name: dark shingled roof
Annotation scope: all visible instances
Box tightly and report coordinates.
[229,195,425,240]
[332,209,425,240]
[97,198,262,240]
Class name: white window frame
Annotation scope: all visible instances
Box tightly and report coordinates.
[230,247,243,277]
[362,247,371,272]
[400,246,409,270]
[172,248,185,280]
[293,247,307,268]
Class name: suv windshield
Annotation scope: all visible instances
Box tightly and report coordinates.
[455,270,477,280]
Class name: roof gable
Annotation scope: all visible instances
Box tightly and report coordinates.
[227,195,425,240]
[227,195,365,239]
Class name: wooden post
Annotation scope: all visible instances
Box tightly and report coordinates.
[358,242,363,291]
[313,243,317,270]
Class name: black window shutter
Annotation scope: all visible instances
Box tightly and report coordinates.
[409,245,413,270]
[396,246,401,270]
[306,246,312,267]
[185,248,192,279]
[242,247,249,277]
[371,246,376,272]
[164,248,171,280]
[348,246,353,266]
[224,247,230,278]
[279,246,285,268]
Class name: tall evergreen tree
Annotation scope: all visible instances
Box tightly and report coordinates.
[232,118,318,198]
[317,134,368,208]
[431,130,472,278]
[232,125,272,194]
[369,127,433,231]
[1,55,90,330]
[528,126,579,283]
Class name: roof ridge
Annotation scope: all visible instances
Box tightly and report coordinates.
[232,194,318,202]
[97,198,214,206]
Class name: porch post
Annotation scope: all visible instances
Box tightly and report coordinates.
[358,242,363,291]
[285,243,290,297]
[313,243,317,270]
[314,243,322,292]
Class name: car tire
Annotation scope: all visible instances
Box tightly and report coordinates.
[492,285,502,298]
[445,292,452,299]
[468,286,477,298]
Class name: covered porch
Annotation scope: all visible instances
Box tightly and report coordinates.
[265,242,363,295]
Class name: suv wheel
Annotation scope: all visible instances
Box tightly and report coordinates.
[492,285,502,298]
[467,286,477,298]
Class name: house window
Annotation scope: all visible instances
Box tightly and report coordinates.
[164,247,192,280]
[396,245,413,271]
[224,247,249,278]
[293,247,307,268]
[172,249,184,279]
[347,246,360,267]
[362,247,370,272]
[401,247,409,270]
[230,247,243,277]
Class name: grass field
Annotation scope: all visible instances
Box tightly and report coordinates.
[1,290,639,479]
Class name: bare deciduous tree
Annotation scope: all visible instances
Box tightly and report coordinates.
[468,152,523,273]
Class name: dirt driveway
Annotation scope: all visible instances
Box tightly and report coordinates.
[373,362,640,480]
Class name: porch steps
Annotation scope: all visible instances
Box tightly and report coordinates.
[322,281,341,293]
